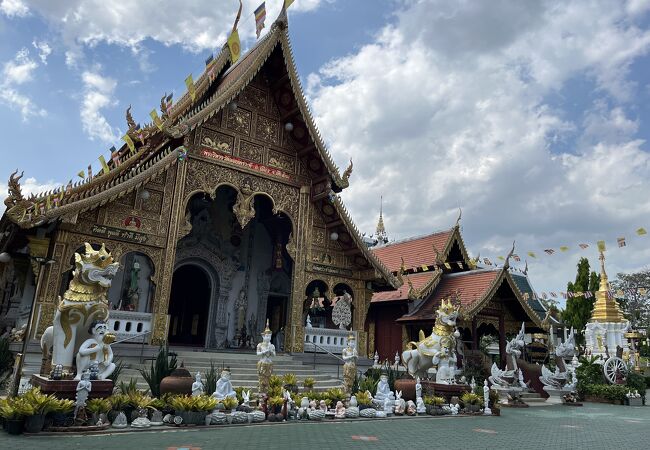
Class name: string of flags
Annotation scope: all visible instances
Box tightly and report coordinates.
[522,287,649,302]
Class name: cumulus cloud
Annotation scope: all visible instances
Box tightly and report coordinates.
[0,48,46,120]
[79,70,119,143]
[0,0,29,17]
[308,0,650,297]
[22,0,327,53]
[32,40,52,64]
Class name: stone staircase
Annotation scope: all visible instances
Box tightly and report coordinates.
[118,347,345,393]
[520,391,547,406]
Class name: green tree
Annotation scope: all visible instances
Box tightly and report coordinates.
[562,258,600,344]
[611,269,650,329]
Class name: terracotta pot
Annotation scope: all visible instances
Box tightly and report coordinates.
[160,366,193,396]
[394,379,416,401]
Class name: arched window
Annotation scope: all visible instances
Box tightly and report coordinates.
[107,252,155,313]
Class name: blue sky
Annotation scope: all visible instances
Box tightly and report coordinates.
[2,0,650,302]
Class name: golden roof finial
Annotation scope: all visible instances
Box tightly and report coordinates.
[590,251,625,323]
[263,319,271,335]
[376,196,387,243]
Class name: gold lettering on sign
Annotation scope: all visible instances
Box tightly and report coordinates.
[91,224,149,244]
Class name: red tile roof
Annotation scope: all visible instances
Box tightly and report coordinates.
[371,272,436,303]
[399,269,500,322]
[372,230,454,272]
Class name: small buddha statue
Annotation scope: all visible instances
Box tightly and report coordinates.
[334,401,346,419]
[374,374,395,404]
[212,369,237,401]
[192,372,204,397]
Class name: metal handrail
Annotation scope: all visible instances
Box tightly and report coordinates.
[111,330,152,364]
[309,342,366,381]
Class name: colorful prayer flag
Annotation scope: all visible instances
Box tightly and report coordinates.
[444,262,452,269]
[544,249,555,255]
[512,254,520,262]
[227,29,241,63]
[559,246,569,252]
[541,292,548,299]
[615,289,624,297]
[457,261,464,269]
[111,147,121,166]
[150,109,163,131]
[284,0,295,8]
[421,264,428,271]
[617,237,626,247]
[597,240,606,252]
[122,134,136,154]
[45,195,51,210]
[527,252,536,258]
[579,243,589,249]
[98,155,110,175]
[561,292,567,299]
[185,74,196,102]
[550,292,557,298]
[87,164,93,180]
[639,288,647,296]
[77,170,85,179]
[483,258,492,266]
[497,256,505,261]
[255,2,266,38]
[205,54,214,67]
[637,227,647,236]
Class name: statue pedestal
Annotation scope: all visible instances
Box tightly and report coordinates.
[420,381,471,402]
[31,374,114,400]
[543,386,571,404]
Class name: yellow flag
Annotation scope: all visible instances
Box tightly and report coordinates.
[559,246,569,252]
[527,251,536,258]
[637,227,647,236]
[227,29,241,63]
[98,155,110,175]
[122,134,136,154]
[284,0,295,8]
[150,109,163,131]
[421,265,428,271]
[639,288,647,296]
[597,240,606,252]
[45,195,51,210]
[185,74,196,102]
[444,262,452,269]
[77,170,85,179]
[497,256,505,261]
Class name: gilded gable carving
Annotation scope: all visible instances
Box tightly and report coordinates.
[238,85,267,112]
[239,139,264,163]
[117,191,136,208]
[226,108,251,135]
[268,149,295,172]
[142,190,163,214]
[256,115,280,144]
[198,128,234,154]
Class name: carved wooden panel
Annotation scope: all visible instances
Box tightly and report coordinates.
[239,139,264,163]
[268,149,295,173]
[142,190,163,214]
[238,85,267,112]
[255,115,279,144]
[226,108,252,135]
[197,127,234,154]
[117,191,136,208]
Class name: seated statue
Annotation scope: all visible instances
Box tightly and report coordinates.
[374,374,395,403]
[212,369,237,401]
[75,320,115,380]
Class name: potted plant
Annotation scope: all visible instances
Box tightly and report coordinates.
[461,392,482,413]
[222,396,238,415]
[303,377,316,391]
[47,398,75,428]
[86,398,112,425]
[283,373,299,394]
[108,394,129,423]
[169,395,217,425]
[355,391,373,411]
[23,388,58,433]
[267,396,285,417]
[489,389,501,416]
[0,397,34,435]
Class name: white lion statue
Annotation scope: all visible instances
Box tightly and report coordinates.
[402,299,460,382]
[40,243,119,376]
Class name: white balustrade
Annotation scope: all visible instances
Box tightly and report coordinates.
[304,327,356,354]
[108,311,152,343]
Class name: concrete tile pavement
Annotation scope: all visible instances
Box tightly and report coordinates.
[1,402,649,450]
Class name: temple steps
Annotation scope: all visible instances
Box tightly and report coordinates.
[519,391,547,406]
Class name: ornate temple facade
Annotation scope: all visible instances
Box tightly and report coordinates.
[368,221,548,366]
[0,12,398,354]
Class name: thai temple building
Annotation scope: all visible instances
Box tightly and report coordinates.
[368,216,550,366]
[0,10,400,357]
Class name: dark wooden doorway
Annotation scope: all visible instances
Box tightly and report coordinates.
[168,265,211,346]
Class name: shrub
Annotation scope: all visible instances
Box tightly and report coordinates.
[139,346,177,398]
[269,375,283,388]
[108,394,129,411]
[580,384,627,402]
[625,372,646,399]
[49,398,75,414]
[118,379,139,395]
[0,397,34,418]
[325,387,346,404]
[282,373,298,386]
[86,398,112,415]
[204,361,218,395]
[267,396,284,408]
[460,392,482,406]
[303,377,316,390]
[356,376,378,394]
[355,391,372,406]
[168,395,217,412]
[222,396,238,410]
[22,388,59,414]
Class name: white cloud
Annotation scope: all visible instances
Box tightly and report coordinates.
[32,40,52,65]
[0,48,46,120]
[308,0,650,299]
[24,0,327,54]
[80,70,119,143]
[0,0,29,17]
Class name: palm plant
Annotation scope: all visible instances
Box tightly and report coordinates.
[139,346,177,397]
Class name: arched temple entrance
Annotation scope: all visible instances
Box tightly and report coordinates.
[168,264,211,346]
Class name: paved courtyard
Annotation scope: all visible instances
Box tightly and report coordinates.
[2,402,649,450]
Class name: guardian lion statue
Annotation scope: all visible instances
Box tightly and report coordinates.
[402,299,460,382]
[40,243,119,375]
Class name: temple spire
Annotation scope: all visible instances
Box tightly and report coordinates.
[590,251,625,323]
[376,196,387,245]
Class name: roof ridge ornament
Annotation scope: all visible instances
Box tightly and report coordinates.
[503,241,515,270]
[455,207,462,228]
